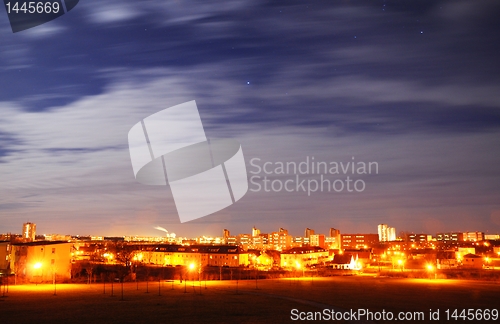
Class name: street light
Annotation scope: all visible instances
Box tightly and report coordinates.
[295,261,304,278]
[426,264,435,279]
[484,257,490,269]
[397,259,404,272]
[33,262,42,285]
[189,263,195,289]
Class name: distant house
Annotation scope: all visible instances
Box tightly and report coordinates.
[0,241,10,274]
[331,254,352,269]
[10,241,73,282]
[462,253,483,269]
[436,251,459,269]
[344,249,371,263]
[133,244,249,268]
[331,253,363,270]
[280,247,329,269]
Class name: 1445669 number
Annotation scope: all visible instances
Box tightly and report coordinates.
[445,309,498,321]
[5,2,60,14]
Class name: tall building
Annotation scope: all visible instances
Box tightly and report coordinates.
[378,224,387,242]
[378,224,396,242]
[305,228,315,238]
[436,232,463,243]
[252,226,261,237]
[328,228,341,249]
[22,222,36,242]
[236,234,251,248]
[269,228,292,250]
[387,227,396,241]
[310,234,326,248]
[463,232,484,242]
[341,234,379,249]
[329,228,340,238]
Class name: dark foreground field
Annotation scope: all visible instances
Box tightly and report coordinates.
[1,276,499,323]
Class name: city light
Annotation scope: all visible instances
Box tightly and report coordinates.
[133,253,143,261]
[103,253,114,260]
[3,221,500,288]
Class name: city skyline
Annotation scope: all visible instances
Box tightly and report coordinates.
[1,1,500,237]
[2,221,496,241]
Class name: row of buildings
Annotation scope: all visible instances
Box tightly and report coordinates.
[0,239,332,282]
[7,222,493,249]
[1,222,499,283]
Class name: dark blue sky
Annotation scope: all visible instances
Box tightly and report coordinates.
[1,0,500,238]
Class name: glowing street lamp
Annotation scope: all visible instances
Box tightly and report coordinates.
[295,261,304,278]
[189,263,196,288]
[484,257,490,269]
[397,259,405,272]
[33,262,43,285]
[183,264,193,293]
[426,264,436,279]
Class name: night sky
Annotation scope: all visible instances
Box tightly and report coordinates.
[1,0,500,238]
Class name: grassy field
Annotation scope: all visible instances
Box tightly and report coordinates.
[1,275,499,323]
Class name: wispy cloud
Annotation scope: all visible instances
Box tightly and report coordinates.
[1,65,499,235]
[86,5,142,24]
